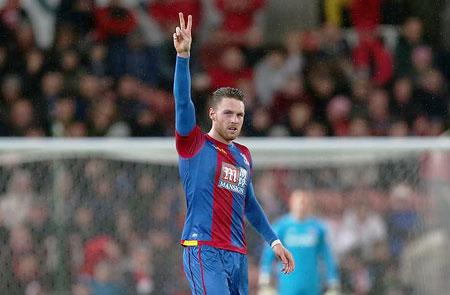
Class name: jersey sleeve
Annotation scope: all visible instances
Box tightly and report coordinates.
[174,56,204,158]
[173,56,196,136]
[318,223,340,285]
[175,126,205,158]
[245,182,278,246]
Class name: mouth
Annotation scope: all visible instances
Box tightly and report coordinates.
[228,127,238,132]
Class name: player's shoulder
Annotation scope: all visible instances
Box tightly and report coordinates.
[233,141,250,153]
[233,141,252,158]
[176,125,207,158]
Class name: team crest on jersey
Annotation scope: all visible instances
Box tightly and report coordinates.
[218,163,248,195]
[240,153,250,166]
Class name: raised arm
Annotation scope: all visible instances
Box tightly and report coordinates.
[173,13,195,136]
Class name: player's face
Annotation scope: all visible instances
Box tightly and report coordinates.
[290,191,312,219]
[210,97,245,143]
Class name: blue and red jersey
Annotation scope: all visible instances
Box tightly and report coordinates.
[174,56,278,254]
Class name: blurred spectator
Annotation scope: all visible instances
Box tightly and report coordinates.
[148,0,202,36]
[367,88,392,136]
[388,120,410,137]
[206,46,253,91]
[125,31,163,86]
[350,0,381,32]
[0,223,39,294]
[87,44,108,77]
[286,102,313,136]
[89,260,124,294]
[304,121,328,137]
[87,98,130,137]
[340,248,373,294]
[0,169,34,228]
[95,0,137,78]
[270,75,309,125]
[387,183,421,260]
[123,244,154,295]
[80,234,122,278]
[1,74,22,106]
[214,0,265,46]
[352,33,393,87]
[341,196,387,260]
[245,106,271,137]
[86,176,118,233]
[71,206,96,243]
[254,40,303,107]
[390,76,417,125]
[348,116,371,136]
[57,0,96,37]
[51,96,77,136]
[0,0,31,51]
[415,69,448,121]
[326,95,352,136]
[8,99,39,136]
[395,18,424,77]
[22,48,45,98]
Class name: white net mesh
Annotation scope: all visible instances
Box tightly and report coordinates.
[0,138,448,294]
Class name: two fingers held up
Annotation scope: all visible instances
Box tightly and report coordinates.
[173,12,192,56]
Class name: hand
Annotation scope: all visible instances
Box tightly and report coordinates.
[173,12,192,57]
[272,244,295,274]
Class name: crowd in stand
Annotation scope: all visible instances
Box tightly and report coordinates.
[0,157,426,294]
[0,0,449,137]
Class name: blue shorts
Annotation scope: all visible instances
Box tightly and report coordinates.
[183,245,248,295]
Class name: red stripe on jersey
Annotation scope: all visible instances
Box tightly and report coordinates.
[176,126,206,158]
[211,149,234,247]
[234,143,252,250]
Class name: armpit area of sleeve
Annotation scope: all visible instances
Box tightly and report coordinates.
[175,126,205,158]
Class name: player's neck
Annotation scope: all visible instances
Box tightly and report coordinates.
[208,129,233,145]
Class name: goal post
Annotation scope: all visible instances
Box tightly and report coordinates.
[0,137,448,294]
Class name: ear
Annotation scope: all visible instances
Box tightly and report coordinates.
[208,107,215,121]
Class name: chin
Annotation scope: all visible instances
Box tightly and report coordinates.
[228,133,240,140]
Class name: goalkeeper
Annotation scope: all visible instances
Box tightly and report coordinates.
[259,190,340,295]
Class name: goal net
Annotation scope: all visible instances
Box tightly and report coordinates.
[0,137,448,295]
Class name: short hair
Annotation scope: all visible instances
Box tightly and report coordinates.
[210,87,244,108]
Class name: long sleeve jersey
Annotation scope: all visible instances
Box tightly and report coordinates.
[260,215,339,295]
[173,56,278,254]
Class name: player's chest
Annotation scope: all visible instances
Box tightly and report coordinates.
[284,225,319,248]
[201,143,251,195]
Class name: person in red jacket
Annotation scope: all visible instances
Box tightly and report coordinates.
[148,0,202,35]
[215,0,265,45]
[352,33,393,87]
[95,0,137,42]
